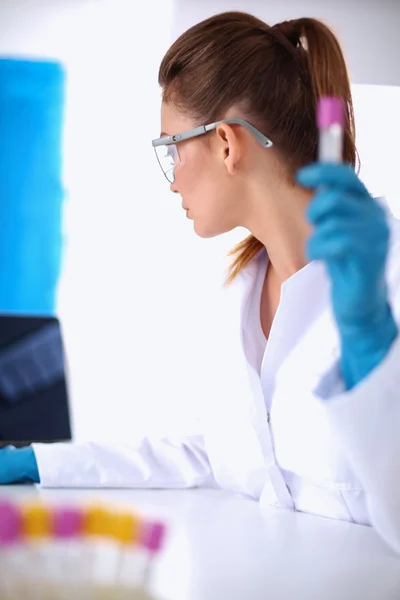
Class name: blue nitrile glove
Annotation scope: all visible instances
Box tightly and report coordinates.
[297,162,398,391]
[0,446,40,484]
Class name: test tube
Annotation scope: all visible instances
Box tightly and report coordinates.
[20,502,52,599]
[140,520,166,588]
[82,503,117,592]
[0,501,22,599]
[109,509,139,584]
[317,96,345,163]
[52,505,84,596]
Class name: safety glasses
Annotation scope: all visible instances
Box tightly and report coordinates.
[151,118,274,183]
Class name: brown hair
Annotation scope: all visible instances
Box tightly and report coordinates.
[158,11,358,283]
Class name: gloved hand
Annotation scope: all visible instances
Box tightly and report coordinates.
[297,162,398,390]
[0,445,40,484]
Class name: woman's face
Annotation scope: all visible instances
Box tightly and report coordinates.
[160,102,248,238]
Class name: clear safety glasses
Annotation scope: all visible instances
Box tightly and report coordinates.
[153,142,181,183]
[151,118,274,183]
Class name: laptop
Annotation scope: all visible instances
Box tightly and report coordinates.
[0,315,71,448]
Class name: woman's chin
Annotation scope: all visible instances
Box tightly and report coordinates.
[192,219,224,239]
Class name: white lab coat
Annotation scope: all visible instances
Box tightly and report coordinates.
[33,214,400,553]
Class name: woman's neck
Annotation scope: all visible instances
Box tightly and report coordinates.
[244,179,314,284]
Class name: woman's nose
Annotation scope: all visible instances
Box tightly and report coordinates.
[170,181,179,194]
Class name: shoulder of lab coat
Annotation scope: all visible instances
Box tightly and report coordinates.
[315,214,400,553]
[32,435,218,488]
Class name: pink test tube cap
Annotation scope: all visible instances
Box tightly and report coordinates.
[317,96,345,128]
[52,506,83,539]
[141,520,166,553]
[0,501,21,546]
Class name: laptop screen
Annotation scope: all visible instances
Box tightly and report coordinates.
[0,315,71,447]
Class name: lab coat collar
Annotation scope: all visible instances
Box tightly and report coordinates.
[238,250,333,357]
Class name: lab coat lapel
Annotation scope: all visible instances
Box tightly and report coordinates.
[261,260,335,382]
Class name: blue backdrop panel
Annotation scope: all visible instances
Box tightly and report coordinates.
[0,58,65,315]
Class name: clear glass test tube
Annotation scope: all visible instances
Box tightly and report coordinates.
[317,96,345,163]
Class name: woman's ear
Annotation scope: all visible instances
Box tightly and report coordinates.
[215,123,242,175]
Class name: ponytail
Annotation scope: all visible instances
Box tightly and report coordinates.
[288,18,358,168]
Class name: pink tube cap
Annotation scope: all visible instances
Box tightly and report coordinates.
[317,96,345,128]
[52,506,83,539]
[0,501,21,546]
[141,521,166,553]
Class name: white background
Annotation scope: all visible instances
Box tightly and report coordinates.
[0,0,399,442]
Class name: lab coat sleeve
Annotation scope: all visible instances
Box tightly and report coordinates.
[32,435,217,489]
[315,331,400,554]
[314,223,400,552]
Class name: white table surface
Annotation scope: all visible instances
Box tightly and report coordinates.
[1,485,400,600]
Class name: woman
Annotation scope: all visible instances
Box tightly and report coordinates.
[2,12,400,553]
